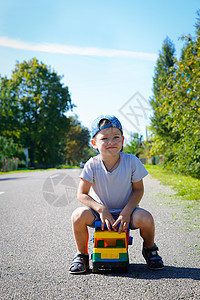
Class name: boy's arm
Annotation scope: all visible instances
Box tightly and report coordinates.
[112,179,144,233]
[77,178,115,230]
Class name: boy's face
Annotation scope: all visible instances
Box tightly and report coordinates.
[91,127,124,156]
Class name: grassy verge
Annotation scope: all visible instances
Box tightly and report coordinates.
[145,164,200,201]
[0,169,55,175]
[0,165,79,176]
[145,164,200,232]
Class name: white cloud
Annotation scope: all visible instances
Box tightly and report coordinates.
[0,36,158,61]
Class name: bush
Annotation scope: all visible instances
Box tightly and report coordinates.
[0,136,25,160]
[18,160,27,169]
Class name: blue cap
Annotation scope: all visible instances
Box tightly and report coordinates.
[91,115,123,138]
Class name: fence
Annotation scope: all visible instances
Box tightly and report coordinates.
[139,156,162,165]
[0,158,19,172]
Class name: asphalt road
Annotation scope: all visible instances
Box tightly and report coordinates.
[0,169,199,300]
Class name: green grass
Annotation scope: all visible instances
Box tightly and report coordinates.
[145,164,200,231]
[0,168,55,175]
[0,165,79,176]
[145,165,200,201]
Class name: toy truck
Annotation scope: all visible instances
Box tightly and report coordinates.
[91,221,133,273]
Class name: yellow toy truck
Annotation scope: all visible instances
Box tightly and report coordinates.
[91,221,133,273]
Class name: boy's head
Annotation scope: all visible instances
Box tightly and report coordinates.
[91,115,123,138]
[91,115,124,153]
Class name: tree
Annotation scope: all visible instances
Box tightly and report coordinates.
[0,58,74,167]
[124,133,143,157]
[0,76,20,139]
[159,23,200,177]
[150,37,176,141]
[150,13,200,178]
[62,116,91,165]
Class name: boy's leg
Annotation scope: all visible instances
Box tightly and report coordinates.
[69,207,95,274]
[131,208,155,248]
[71,207,95,255]
[131,208,164,270]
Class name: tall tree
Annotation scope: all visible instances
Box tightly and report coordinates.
[150,37,176,140]
[158,17,200,177]
[150,13,200,178]
[0,76,20,139]
[0,58,74,166]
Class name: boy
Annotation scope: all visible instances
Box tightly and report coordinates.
[69,115,164,274]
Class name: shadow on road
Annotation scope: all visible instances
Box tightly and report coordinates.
[0,177,27,181]
[99,264,200,280]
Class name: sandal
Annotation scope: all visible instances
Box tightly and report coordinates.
[69,253,89,274]
[142,244,164,270]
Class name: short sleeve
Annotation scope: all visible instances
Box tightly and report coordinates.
[131,155,148,182]
[80,157,94,183]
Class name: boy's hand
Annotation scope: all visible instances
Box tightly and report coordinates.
[99,207,115,231]
[112,214,131,233]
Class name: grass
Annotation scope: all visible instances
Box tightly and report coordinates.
[145,164,200,231]
[0,165,79,176]
[145,164,200,201]
[0,168,55,175]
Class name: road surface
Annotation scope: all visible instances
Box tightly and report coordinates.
[0,169,199,299]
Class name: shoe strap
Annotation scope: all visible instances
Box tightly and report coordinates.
[143,244,159,252]
[73,253,89,262]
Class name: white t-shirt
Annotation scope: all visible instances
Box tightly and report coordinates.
[80,152,148,214]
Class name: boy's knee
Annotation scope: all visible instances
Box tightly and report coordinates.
[132,209,154,227]
[71,207,83,223]
[144,211,154,226]
[71,207,92,225]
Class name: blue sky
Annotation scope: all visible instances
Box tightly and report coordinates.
[0,0,199,140]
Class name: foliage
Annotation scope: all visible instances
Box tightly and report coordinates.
[0,136,25,160]
[124,133,143,156]
[0,58,74,167]
[148,134,165,157]
[0,76,21,139]
[150,37,176,141]
[83,146,97,160]
[150,14,200,178]
[17,160,27,169]
[61,115,92,165]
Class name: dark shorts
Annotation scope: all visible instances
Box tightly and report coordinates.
[88,206,141,230]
